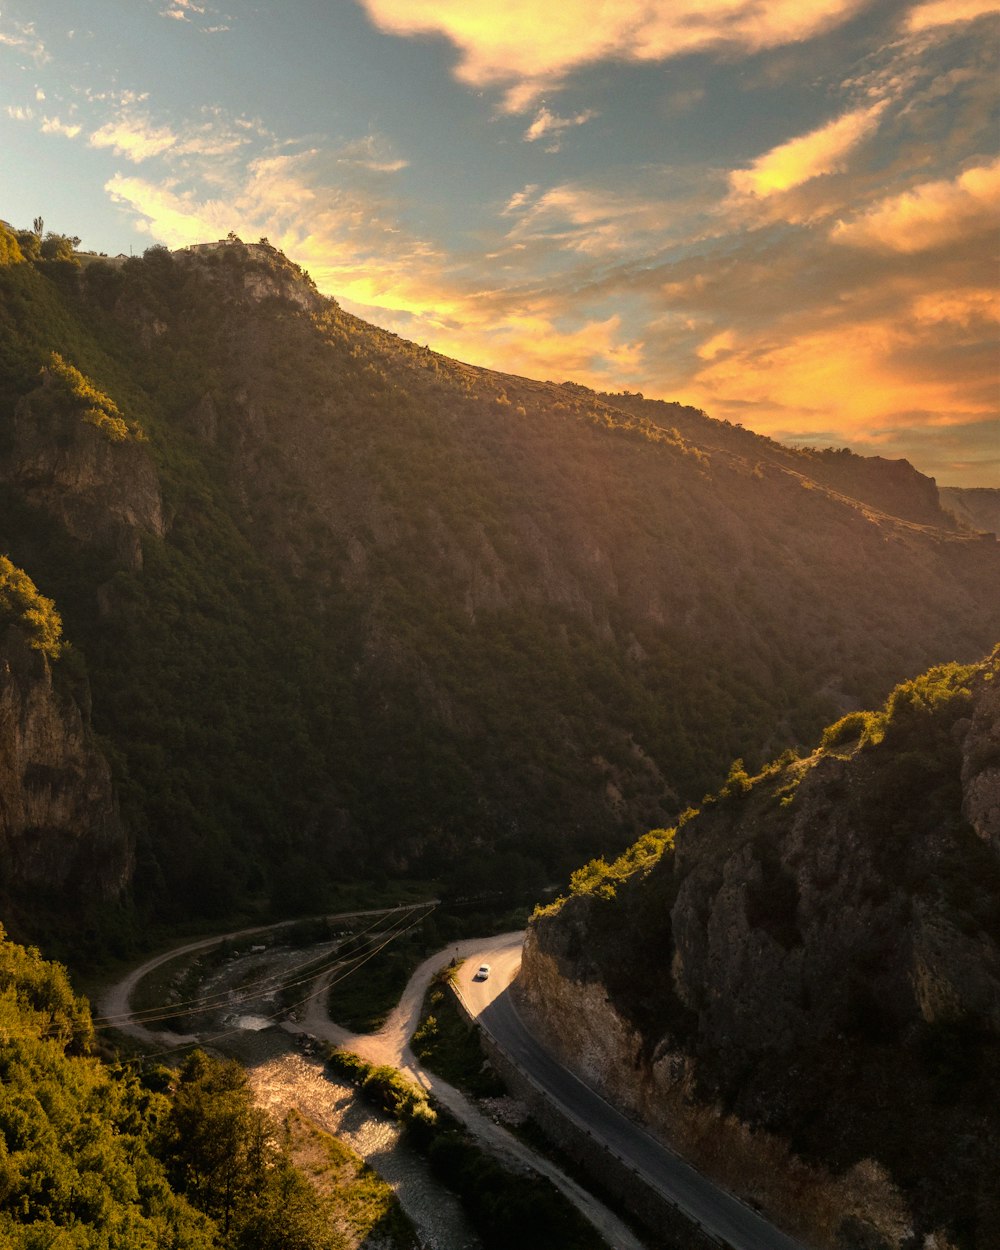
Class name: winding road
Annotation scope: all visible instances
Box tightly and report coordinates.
[457,938,811,1250]
[101,919,812,1250]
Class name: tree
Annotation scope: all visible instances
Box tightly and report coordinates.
[160,1052,272,1234]
[39,232,78,263]
[32,215,43,236]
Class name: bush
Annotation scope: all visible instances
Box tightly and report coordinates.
[0,554,63,659]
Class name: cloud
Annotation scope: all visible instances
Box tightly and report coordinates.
[686,311,996,437]
[729,102,886,199]
[336,134,409,172]
[523,106,596,151]
[6,104,34,121]
[41,115,82,139]
[356,0,872,110]
[831,157,1000,251]
[90,117,178,161]
[502,181,676,255]
[0,18,48,64]
[906,0,1000,34]
[159,0,206,19]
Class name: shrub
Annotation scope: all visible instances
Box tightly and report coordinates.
[44,352,133,441]
[0,554,63,659]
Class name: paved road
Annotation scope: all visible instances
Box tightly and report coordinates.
[301,932,647,1250]
[458,939,812,1250]
[101,918,645,1250]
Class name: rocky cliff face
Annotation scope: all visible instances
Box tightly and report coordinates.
[3,371,164,571]
[0,627,130,928]
[519,652,1000,1250]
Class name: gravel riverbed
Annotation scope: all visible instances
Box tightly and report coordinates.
[249,1050,482,1250]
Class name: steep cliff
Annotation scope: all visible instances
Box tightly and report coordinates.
[0,619,130,940]
[519,651,1000,1250]
[1,355,164,571]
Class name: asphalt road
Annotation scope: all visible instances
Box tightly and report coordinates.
[458,937,811,1250]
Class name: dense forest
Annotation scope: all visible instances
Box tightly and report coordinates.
[1,219,998,948]
[0,925,359,1248]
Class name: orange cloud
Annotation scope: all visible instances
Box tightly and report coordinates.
[686,298,996,438]
[831,157,1000,251]
[357,0,870,109]
[728,102,886,199]
[906,0,999,33]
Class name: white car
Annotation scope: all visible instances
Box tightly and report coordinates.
[474,964,491,981]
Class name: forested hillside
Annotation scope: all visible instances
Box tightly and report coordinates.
[0,925,330,1248]
[520,649,1000,1249]
[1,221,998,938]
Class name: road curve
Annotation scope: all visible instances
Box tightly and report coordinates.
[97,905,434,1048]
[101,920,645,1250]
[302,931,647,1250]
[457,942,812,1250]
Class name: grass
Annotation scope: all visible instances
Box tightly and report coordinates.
[326,928,432,1032]
[283,1108,420,1249]
[325,900,532,1033]
[412,973,506,1098]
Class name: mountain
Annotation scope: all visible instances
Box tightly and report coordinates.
[518,650,1000,1250]
[940,487,1000,536]
[1,224,998,936]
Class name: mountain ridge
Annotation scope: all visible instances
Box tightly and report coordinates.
[0,226,997,940]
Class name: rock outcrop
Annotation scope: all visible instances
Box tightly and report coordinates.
[519,652,1000,1250]
[3,370,164,571]
[0,627,130,923]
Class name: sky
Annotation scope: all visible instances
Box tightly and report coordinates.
[1,1,997,486]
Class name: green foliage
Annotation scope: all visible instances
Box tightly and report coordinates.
[44,351,134,441]
[0,222,24,267]
[412,979,506,1098]
[160,1050,272,1233]
[558,827,677,908]
[325,1048,437,1144]
[0,554,63,658]
[820,710,876,750]
[0,232,996,943]
[0,926,217,1249]
[39,233,80,264]
[428,1130,606,1250]
[326,1047,603,1248]
[160,1050,332,1247]
[14,230,40,262]
[718,756,753,799]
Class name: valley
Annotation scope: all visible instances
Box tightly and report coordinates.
[0,224,997,1249]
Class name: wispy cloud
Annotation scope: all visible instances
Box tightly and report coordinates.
[356,0,872,110]
[502,181,679,255]
[90,116,178,161]
[523,106,596,151]
[906,0,999,34]
[0,17,49,64]
[41,115,82,139]
[336,134,409,172]
[728,102,886,199]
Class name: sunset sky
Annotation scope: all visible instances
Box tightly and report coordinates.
[1,0,997,484]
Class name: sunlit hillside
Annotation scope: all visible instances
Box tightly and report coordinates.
[1,227,998,947]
